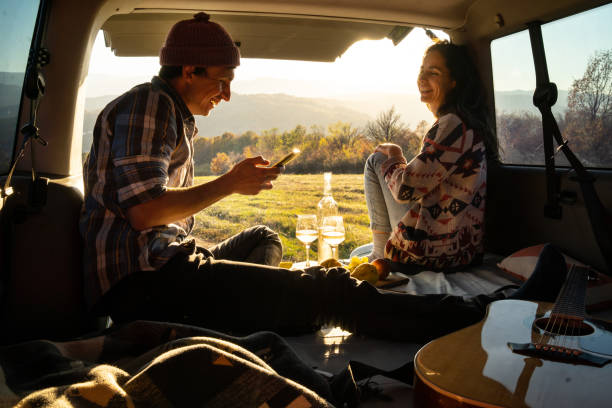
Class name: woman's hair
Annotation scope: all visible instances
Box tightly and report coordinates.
[426,41,499,162]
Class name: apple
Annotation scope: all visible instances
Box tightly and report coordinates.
[371,258,391,280]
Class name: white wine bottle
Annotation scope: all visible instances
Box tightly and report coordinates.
[317,172,339,262]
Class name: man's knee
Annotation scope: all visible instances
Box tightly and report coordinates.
[246,225,282,246]
[244,225,283,266]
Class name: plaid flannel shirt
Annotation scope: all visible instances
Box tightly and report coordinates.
[80,77,197,308]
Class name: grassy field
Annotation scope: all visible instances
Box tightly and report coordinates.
[192,173,371,262]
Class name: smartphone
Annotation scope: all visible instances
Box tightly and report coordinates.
[270,148,300,167]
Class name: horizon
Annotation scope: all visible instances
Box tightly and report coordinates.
[81,81,569,99]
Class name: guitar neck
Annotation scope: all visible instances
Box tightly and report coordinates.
[551,264,589,320]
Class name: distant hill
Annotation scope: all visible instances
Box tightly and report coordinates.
[82,89,570,152]
[0,72,25,113]
[495,89,568,116]
[193,93,371,137]
[85,95,120,112]
[83,92,378,151]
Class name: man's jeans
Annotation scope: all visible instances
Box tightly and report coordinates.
[100,224,485,342]
[207,224,283,266]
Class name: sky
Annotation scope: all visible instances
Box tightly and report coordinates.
[491,3,612,92]
[85,27,446,98]
[2,0,611,97]
[0,0,40,73]
[80,2,612,98]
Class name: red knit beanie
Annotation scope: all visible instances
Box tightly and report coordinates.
[160,12,240,67]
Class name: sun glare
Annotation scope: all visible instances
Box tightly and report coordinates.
[85,27,447,98]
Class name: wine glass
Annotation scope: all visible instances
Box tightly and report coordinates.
[296,214,318,267]
[321,215,345,260]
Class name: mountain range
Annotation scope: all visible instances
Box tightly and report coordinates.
[0,71,568,153]
[81,89,568,152]
[82,91,435,150]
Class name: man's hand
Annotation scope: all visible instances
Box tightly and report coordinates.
[125,156,281,230]
[223,156,282,195]
[374,143,404,159]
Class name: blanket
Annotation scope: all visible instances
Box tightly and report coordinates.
[397,253,520,296]
[0,321,335,408]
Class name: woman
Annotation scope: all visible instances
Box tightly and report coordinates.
[362,41,498,271]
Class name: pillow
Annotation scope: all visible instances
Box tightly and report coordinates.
[497,244,612,311]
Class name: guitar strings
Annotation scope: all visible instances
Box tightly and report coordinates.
[537,279,563,350]
[555,265,585,354]
[535,264,578,352]
[558,265,578,353]
[568,268,581,352]
[558,268,574,352]
[567,265,583,352]
[536,269,563,347]
[560,275,575,352]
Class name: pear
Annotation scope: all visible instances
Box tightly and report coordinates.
[350,263,379,285]
[320,258,342,268]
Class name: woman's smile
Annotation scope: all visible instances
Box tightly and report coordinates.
[417,50,456,117]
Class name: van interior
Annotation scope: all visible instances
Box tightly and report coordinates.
[1,0,611,406]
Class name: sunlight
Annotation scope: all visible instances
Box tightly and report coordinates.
[235,28,443,96]
[85,27,448,98]
[321,326,353,344]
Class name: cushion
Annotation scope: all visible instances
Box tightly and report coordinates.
[497,244,612,311]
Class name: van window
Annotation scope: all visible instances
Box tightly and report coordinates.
[0,0,41,174]
[491,2,612,169]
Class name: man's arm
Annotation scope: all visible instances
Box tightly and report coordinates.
[126,156,281,231]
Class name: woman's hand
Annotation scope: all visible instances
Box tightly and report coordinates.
[375,143,404,159]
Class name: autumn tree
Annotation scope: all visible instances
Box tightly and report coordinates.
[242,145,255,159]
[496,112,543,165]
[414,120,430,139]
[210,152,231,175]
[568,49,612,121]
[327,121,363,148]
[281,124,307,149]
[192,118,432,175]
[564,49,612,166]
[365,106,407,144]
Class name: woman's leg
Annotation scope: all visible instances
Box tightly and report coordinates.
[508,243,568,301]
[364,152,412,259]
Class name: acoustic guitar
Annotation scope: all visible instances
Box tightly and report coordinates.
[413,265,612,407]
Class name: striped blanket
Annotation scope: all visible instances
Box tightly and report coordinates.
[0,321,334,408]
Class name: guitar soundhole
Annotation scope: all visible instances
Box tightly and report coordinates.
[534,317,595,336]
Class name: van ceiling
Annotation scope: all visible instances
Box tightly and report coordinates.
[102,13,412,62]
[101,0,472,61]
[101,0,608,61]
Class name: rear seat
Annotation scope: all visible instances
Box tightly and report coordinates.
[0,175,105,344]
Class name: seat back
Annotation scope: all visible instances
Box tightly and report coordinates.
[0,175,102,344]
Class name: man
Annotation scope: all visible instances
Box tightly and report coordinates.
[81,12,283,322]
[81,13,567,342]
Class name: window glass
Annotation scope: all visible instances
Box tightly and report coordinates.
[0,0,40,174]
[491,31,542,165]
[543,3,612,168]
[491,3,612,168]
